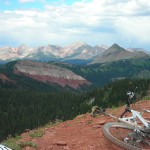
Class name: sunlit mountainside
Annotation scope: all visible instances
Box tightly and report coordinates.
[0,43,149,64]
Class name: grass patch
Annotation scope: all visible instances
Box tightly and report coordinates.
[1,119,64,150]
[1,136,22,150]
[143,96,150,100]
[18,141,38,149]
[43,119,63,128]
[1,136,38,150]
[87,120,93,124]
[54,119,63,125]
[29,130,45,138]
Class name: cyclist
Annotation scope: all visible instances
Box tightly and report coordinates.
[120,83,137,118]
[120,91,135,118]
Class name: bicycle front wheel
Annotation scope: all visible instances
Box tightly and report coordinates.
[102,122,150,150]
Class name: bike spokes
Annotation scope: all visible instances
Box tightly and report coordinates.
[110,126,133,143]
[110,126,150,149]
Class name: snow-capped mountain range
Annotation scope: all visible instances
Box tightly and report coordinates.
[0,42,106,61]
[0,42,149,64]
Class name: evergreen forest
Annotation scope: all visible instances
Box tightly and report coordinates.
[55,58,150,87]
[0,78,150,141]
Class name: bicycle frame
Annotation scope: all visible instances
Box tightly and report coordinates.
[118,109,150,129]
[102,87,150,149]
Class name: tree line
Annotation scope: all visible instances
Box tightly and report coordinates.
[0,78,150,141]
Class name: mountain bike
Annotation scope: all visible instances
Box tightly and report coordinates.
[101,90,150,150]
[0,144,12,150]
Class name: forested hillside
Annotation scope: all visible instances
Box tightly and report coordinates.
[0,78,150,141]
[0,61,91,91]
[56,58,150,87]
[88,78,150,108]
[0,58,149,90]
[0,89,89,141]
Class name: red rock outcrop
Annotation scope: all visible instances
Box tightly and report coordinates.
[14,60,90,89]
[0,73,15,84]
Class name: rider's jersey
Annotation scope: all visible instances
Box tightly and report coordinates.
[126,91,135,107]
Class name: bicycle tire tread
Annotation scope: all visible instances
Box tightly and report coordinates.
[102,122,142,150]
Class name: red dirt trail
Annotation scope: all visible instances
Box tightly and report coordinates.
[20,100,150,150]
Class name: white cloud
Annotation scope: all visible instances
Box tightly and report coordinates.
[0,0,150,49]
[115,17,150,43]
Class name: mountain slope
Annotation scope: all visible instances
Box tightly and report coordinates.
[91,44,149,64]
[61,42,106,60]
[0,60,90,89]
[2,99,150,150]
[0,43,149,64]
[0,42,107,63]
[0,77,150,146]
[57,58,150,87]
[1,58,150,89]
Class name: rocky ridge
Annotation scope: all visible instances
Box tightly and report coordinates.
[1,43,148,64]
[14,60,90,89]
[0,42,106,62]
[91,43,149,64]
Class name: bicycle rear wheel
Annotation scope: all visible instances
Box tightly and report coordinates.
[102,122,150,150]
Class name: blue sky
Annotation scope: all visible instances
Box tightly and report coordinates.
[0,0,89,10]
[0,0,150,51]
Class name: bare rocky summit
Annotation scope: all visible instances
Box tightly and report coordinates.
[0,43,149,64]
[91,43,149,64]
[14,60,90,89]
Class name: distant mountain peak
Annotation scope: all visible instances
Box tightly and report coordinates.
[68,42,89,49]
[18,44,29,49]
[0,43,149,64]
[17,44,29,52]
[91,43,149,64]
[110,43,123,49]
[112,43,119,46]
[107,43,125,53]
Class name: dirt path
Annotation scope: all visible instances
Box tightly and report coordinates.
[20,100,150,150]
